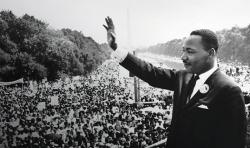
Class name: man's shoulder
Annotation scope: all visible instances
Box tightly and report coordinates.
[210,69,243,97]
[211,70,245,108]
[213,70,239,88]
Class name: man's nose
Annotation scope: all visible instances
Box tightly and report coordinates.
[181,52,187,61]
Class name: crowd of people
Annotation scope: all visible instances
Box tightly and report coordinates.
[0,59,249,148]
[0,60,172,148]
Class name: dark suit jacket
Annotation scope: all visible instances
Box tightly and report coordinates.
[120,53,247,148]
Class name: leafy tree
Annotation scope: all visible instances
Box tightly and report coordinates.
[0,10,112,82]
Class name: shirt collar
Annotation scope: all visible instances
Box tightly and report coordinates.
[198,64,218,82]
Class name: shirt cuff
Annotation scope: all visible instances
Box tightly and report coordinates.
[112,48,129,63]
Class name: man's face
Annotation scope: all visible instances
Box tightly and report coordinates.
[181,35,211,74]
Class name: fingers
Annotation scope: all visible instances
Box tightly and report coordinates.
[104,16,114,30]
[107,16,114,28]
[103,25,108,30]
[105,17,109,26]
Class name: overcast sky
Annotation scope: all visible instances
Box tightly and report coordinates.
[0,0,250,49]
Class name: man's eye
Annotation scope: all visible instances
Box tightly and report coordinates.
[187,50,194,54]
[182,49,186,53]
[182,48,195,54]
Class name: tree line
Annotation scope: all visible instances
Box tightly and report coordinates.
[0,10,112,82]
[136,25,250,66]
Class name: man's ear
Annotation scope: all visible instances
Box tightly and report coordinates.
[208,48,216,56]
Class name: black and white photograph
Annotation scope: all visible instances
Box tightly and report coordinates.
[0,0,250,147]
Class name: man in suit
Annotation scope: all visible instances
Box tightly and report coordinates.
[103,17,246,148]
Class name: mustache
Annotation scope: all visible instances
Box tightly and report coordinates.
[182,60,189,64]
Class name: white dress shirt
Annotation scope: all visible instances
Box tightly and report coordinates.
[190,64,218,99]
[112,48,129,63]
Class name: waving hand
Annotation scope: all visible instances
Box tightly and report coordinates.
[103,16,117,50]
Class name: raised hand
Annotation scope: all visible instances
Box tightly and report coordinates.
[103,16,117,50]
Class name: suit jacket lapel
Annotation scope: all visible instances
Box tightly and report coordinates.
[179,73,194,108]
[183,68,220,110]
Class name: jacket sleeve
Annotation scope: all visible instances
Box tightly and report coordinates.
[120,53,178,91]
[214,86,246,148]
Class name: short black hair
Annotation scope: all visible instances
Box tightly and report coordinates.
[190,29,219,52]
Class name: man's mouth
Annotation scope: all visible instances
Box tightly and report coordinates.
[183,62,190,66]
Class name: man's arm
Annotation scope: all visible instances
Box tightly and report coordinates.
[120,53,177,90]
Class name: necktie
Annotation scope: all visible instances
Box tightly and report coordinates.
[186,74,199,103]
